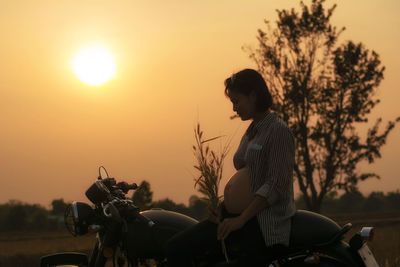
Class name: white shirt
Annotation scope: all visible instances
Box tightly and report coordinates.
[233,112,296,246]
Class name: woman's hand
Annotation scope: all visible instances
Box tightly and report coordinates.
[217,217,245,240]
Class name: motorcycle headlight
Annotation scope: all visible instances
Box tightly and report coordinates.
[64,202,95,236]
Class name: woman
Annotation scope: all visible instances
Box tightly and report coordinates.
[165,69,296,266]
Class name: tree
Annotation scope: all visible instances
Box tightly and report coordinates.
[320,191,339,213]
[338,190,365,213]
[386,190,400,212]
[363,191,385,212]
[51,198,69,216]
[30,207,49,231]
[4,201,27,231]
[247,0,399,212]
[132,180,153,210]
[188,195,207,220]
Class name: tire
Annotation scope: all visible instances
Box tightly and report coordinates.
[280,252,355,267]
[40,252,88,267]
[281,257,345,267]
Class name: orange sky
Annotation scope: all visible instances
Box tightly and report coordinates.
[0,0,399,208]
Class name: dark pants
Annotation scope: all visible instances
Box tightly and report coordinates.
[165,207,284,267]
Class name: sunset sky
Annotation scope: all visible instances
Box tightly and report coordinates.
[0,0,399,208]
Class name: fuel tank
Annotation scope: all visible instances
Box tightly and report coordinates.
[126,208,198,259]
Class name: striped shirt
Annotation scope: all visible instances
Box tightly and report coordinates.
[233,112,296,247]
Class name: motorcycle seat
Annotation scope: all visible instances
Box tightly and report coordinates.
[289,210,350,249]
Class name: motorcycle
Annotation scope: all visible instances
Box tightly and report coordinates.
[41,167,380,267]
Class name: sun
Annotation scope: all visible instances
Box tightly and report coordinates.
[71,44,116,86]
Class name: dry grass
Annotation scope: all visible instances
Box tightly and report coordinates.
[192,122,231,262]
[192,123,229,208]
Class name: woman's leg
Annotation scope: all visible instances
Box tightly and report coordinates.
[165,220,221,267]
[224,216,278,267]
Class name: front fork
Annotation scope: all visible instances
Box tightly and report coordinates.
[87,235,106,267]
[89,221,125,267]
[90,237,135,267]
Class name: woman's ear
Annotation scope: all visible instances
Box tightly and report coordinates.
[249,90,257,106]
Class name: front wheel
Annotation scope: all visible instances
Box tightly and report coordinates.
[40,252,88,267]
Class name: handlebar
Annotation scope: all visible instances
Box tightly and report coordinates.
[102,199,155,227]
[116,182,138,193]
[101,178,137,193]
[95,173,153,225]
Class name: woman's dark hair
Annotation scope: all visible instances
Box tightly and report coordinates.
[224,69,273,112]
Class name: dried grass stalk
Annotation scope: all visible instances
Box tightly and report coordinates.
[192,122,231,262]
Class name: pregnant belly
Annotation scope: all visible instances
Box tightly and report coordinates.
[224,167,253,214]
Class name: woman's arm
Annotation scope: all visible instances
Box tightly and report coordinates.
[217,195,268,240]
[239,195,269,223]
[251,122,295,206]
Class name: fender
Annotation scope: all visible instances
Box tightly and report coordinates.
[317,241,363,266]
[278,241,361,266]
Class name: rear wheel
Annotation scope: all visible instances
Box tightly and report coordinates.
[210,257,345,267]
[280,255,350,267]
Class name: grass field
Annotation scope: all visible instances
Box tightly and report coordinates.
[0,213,399,267]
[0,229,95,267]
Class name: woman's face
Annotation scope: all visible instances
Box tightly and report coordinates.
[228,90,256,121]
